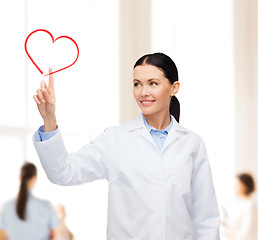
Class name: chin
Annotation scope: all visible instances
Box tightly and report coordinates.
[141,109,157,116]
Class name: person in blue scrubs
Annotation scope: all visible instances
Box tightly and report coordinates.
[0,162,59,240]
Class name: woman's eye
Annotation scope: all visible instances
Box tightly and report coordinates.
[134,83,140,87]
[150,82,157,86]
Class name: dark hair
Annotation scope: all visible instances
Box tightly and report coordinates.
[237,173,255,195]
[133,52,180,122]
[16,162,37,220]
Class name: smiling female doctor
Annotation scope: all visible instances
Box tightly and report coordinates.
[32,53,220,240]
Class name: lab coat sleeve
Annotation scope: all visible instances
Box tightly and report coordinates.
[191,140,220,240]
[32,128,111,186]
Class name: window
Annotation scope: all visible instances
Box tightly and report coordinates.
[152,0,235,206]
[1,1,118,239]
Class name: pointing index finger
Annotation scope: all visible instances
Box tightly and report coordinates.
[48,67,54,89]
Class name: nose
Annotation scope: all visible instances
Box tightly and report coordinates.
[141,85,150,97]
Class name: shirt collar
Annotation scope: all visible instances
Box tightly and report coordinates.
[142,113,173,134]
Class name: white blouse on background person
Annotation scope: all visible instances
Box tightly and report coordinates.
[221,196,257,240]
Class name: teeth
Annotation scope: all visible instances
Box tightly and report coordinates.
[142,101,153,103]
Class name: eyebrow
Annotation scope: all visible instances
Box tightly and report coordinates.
[133,78,160,82]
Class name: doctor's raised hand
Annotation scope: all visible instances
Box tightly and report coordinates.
[33,67,57,132]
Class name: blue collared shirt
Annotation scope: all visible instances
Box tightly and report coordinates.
[37,125,58,141]
[142,113,173,151]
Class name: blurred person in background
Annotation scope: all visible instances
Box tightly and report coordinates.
[55,205,74,240]
[0,162,60,240]
[0,207,6,240]
[0,230,6,240]
[221,173,257,240]
[0,210,5,240]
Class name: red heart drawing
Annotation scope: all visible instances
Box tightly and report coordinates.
[25,29,79,76]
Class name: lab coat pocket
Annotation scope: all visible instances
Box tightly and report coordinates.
[174,179,191,194]
[183,234,197,240]
[172,155,193,194]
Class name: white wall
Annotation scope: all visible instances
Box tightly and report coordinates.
[234,0,258,184]
[151,0,235,206]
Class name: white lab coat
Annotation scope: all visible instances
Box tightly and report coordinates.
[33,114,220,240]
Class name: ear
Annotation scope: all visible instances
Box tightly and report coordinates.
[170,81,180,96]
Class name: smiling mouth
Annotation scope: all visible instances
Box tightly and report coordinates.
[140,100,155,106]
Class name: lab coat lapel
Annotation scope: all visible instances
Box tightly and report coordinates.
[127,114,188,152]
[161,116,188,152]
[139,126,157,147]
[127,114,157,147]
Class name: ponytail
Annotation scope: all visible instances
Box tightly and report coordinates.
[170,96,180,123]
[16,175,28,220]
[16,162,37,220]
